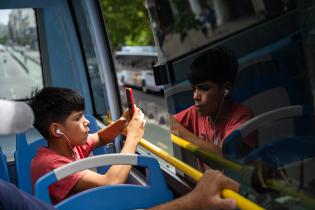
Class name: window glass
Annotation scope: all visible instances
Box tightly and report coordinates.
[100,1,174,167]
[0,9,43,100]
[70,1,173,169]
[70,2,111,120]
[0,9,43,160]
[157,1,315,208]
[146,0,297,61]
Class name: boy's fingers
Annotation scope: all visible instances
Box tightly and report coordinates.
[140,110,144,119]
[220,176,240,192]
[209,170,239,192]
[134,107,141,114]
[213,196,237,210]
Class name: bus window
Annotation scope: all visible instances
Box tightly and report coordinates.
[114,47,163,93]
[69,2,111,121]
[0,9,43,100]
[147,0,297,61]
[0,9,43,159]
[100,2,174,169]
[148,0,315,208]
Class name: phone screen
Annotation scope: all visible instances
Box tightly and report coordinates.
[125,88,135,117]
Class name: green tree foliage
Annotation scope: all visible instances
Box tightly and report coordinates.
[100,0,154,51]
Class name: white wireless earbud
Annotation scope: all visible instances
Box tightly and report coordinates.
[55,128,77,160]
[56,128,62,135]
[224,89,229,96]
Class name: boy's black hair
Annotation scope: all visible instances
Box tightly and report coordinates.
[29,87,85,139]
[188,47,238,86]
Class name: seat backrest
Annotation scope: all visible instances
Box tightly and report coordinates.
[222,105,315,161]
[84,114,99,133]
[15,131,47,193]
[234,106,315,188]
[0,146,10,181]
[231,38,314,145]
[35,154,173,210]
[244,136,315,167]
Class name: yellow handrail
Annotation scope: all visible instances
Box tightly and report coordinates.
[139,138,265,210]
[171,134,315,209]
[171,134,243,172]
[171,134,255,187]
[104,119,264,210]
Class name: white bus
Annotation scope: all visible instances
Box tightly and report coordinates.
[115,46,163,93]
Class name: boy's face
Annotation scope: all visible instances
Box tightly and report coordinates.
[192,81,225,116]
[61,110,90,145]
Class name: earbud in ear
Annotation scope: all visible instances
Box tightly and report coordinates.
[56,128,62,135]
[224,89,229,96]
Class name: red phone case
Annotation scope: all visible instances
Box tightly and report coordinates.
[125,88,135,117]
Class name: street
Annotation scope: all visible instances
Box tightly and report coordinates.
[0,48,43,100]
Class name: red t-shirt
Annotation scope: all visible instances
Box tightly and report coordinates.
[175,103,256,148]
[31,135,96,204]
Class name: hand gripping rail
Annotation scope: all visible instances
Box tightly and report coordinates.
[139,139,265,210]
[35,154,173,210]
[104,119,265,210]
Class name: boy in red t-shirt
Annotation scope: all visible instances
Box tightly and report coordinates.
[29,87,145,204]
[170,48,257,160]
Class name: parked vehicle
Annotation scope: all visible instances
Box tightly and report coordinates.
[115,46,163,93]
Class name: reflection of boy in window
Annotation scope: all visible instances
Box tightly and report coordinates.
[170,48,257,159]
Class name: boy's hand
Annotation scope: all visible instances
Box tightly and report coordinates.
[121,109,131,122]
[119,109,131,129]
[190,169,239,210]
[126,106,145,144]
[169,115,181,136]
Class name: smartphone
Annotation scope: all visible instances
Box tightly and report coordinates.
[125,88,135,117]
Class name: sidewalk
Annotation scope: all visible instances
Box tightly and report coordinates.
[12,46,40,64]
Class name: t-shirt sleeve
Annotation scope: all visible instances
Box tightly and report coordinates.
[48,158,88,204]
[175,106,193,129]
[77,135,97,157]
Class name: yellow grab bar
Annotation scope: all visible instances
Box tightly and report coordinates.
[139,138,265,210]
[171,134,243,172]
[171,134,255,187]
[171,133,315,209]
[104,119,264,209]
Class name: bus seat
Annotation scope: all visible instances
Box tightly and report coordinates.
[85,114,99,133]
[164,80,193,115]
[0,146,10,181]
[231,40,314,142]
[35,154,174,210]
[222,105,315,161]
[244,136,315,168]
[84,114,112,174]
[223,105,315,187]
[15,131,47,193]
[231,59,302,115]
